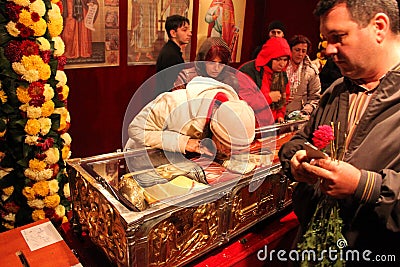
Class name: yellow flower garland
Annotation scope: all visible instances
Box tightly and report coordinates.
[1,0,71,229]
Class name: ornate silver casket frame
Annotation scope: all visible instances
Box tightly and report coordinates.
[67,120,306,267]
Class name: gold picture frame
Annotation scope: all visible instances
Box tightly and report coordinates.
[62,0,120,69]
[197,0,246,63]
[127,0,193,65]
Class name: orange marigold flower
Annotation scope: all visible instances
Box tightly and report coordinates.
[61,145,71,160]
[0,90,7,103]
[29,158,47,172]
[32,209,46,221]
[22,187,36,201]
[3,186,14,196]
[41,101,55,117]
[47,19,63,37]
[32,180,50,197]
[16,86,31,103]
[44,194,60,208]
[25,118,41,135]
[19,10,33,26]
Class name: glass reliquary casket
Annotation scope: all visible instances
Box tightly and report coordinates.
[66,120,306,267]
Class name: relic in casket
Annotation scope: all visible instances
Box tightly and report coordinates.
[67,120,306,267]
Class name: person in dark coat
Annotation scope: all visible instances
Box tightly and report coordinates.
[155,15,192,95]
[251,20,286,59]
[279,0,400,264]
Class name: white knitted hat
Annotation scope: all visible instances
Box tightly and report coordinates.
[210,100,255,150]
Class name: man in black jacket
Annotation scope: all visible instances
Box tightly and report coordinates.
[156,15,192,95]
[279,0,400,264]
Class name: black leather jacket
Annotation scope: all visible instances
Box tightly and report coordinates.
[279,64,400,256]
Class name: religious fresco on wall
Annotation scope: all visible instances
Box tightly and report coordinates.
[62,0,120,68]
[127,0,193,65]
[197,0,246,62]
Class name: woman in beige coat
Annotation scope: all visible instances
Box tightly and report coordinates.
[286,35,321,118]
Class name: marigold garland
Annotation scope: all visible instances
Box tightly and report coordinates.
[0,0,71,231]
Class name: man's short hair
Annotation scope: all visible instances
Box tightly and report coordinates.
[165,15,190,39]
[314,0,399,34]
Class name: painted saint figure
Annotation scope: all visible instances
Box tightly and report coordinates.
[130,0,157,61]
[205,0,239,61]
[61,0,99,58]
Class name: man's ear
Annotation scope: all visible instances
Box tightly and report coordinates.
[373,13,390,43]
[170,29,177,38]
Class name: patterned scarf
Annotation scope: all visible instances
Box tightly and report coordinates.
[286,61,303,94]
[269,71,288,110]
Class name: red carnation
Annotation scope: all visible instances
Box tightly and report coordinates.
[41,138,55,151]
[312,125,334,150]
[35,153,47,160]
[28,81,46,107]
[31,12,40,22]
[3,202,20,213]
[40,50,52,63]
[5,3,22,22]
[16,23,34,38]
[4,40,23,62]
[29,96,45,107]
[21,40,40,57]
[57,55,67,70]
[56,1,63,13]
[44,207,56,218]
[28,81,44,97]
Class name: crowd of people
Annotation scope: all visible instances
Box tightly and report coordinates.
[152,13,332,125]
[127,0,400,264]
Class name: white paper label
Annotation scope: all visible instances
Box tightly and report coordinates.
[20,221,63,251]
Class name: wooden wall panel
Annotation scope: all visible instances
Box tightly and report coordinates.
[66,0,319,157]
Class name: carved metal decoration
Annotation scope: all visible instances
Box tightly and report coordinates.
[67,120,307,267]
[71,171,129,266]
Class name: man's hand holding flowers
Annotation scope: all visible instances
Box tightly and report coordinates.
[290,150,320,184]
[290,124,361,198]
[300,158,361,199]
